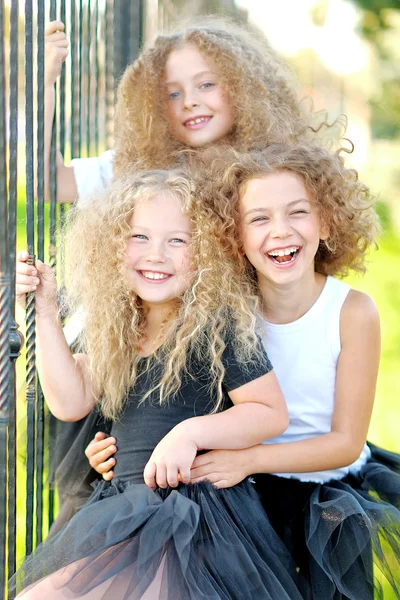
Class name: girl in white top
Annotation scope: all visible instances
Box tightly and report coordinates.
[186,143,399,600]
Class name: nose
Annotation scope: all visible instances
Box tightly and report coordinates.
[146,240,167,263]
[270,216,292,239]
[183,88,200,110]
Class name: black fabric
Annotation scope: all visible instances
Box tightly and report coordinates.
[254,451,400,600]
[11,338,292,599]
[11,479,305,599]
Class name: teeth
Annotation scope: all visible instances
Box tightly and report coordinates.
[268,246,299,257]
[185,117,209,126]
[142,271,169,280]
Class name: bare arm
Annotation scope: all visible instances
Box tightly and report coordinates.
[16,251,95,421]
[182,370,288,450]
[43,21,78,203]
[191,290,381,487]
[144,369,288,489]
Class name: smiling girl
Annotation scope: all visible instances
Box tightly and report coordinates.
[187,144,400,600]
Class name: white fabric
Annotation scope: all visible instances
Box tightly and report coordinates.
[71,150,115,206]
[259,276,371,483]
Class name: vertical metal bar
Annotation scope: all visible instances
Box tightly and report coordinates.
[0,0,10,593]
[24,0,36,559]
[94,0,99,155]
[70,0,77,159]
[86,0,91,157]
[35,0,45,547]
[78,0,83,156]
[7,0,19,587]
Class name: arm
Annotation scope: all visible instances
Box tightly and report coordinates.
[191,291,381,487]
[144,363,288,490]
[180,370,288,451]
[43,21,78,203]
[16,251,95,421]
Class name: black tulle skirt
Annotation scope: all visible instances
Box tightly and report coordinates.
[10,479,306,600]
[254,443,400,600]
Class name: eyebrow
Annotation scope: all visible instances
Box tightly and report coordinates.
[131,226,190,235]
[165,71,216,85]
[244,198,311,216]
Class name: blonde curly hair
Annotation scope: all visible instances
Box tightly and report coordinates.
[113,17,314,174]
[195,143,380,279]
[63,169,262,420]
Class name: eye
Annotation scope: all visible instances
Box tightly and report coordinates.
[132,234,148,241]
[168,91,180,100]
[291,210,308,216]
[200,82,215,89]
[170,237,187,244]
[250,216,269,224]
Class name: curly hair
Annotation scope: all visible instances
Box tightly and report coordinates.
[63,169,262,420]
[113,17,316,174]
[195,143,380,279]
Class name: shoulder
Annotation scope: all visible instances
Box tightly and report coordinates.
[340,289,380,344]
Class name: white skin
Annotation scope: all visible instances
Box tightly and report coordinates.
[88,171,380,488]
[44,24,235,203]
[16,191,288,492]
[164,43,235,148]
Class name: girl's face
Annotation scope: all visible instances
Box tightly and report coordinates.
[164,43,235,148]
[125,192,192,309]
[239,171,328,288]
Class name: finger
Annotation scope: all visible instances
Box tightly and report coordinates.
[155,464,168,489]
[16,283,38,295]
[88,445,117,468]
[143,462,157,490]
[94,431,110,442]
[102,470,114,482]
[190,472,218,484]
[85,437,116,458]
[166,465,179,488]
[190,464,215,478]
[45,32,68,43]
[16,273,40,287]
[191,454,213,469]
[178,466,191,485]
[17,250,31,263]
[16,262,38,277]
[45,21,65,35]
[95,457,116,474]
[212,480,230,490]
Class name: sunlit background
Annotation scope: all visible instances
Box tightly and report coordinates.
[236,0,400,453]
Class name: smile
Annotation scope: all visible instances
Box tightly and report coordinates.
[138,271,172,282]
[266,246,300,266]
[184,116,212,129]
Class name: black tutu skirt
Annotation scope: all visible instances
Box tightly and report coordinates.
[254,443,400,600]
[10,479,305,600]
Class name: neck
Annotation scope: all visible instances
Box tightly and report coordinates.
[139,300,179,355]
[258,270,327,324]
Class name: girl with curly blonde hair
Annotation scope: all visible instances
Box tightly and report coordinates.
[13,169,307,600]
[186,143,399,600]
[47,16,316,203]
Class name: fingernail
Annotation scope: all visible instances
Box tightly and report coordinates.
[33,278,40,284]
[31,286,37,291]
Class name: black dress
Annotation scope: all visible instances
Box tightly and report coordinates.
[10,344,305,600]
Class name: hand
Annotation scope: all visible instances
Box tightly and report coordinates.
[85,432,117,482]
[45,21,69,86]
[190,449,251,489]
[144,423,198,490]
[16,251,58,315]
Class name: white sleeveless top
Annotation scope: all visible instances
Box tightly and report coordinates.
[259,276,370,483]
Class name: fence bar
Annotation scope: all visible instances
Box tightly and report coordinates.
[78,0,83,157]
[86,0,92,157]
[0,0,10,592]
[7,0,20,588]
[94,0,100,155]
[35,0,46,547]
[24,0,37,559]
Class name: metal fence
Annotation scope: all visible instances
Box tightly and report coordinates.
[0,1,144,597]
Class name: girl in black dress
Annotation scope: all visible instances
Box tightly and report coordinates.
[12,169,304,599]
